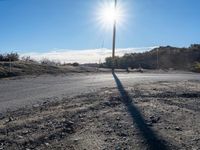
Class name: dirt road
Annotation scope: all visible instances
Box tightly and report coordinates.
[0,73,200,112]
[0,73,199,149]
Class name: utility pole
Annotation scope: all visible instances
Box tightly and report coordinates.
[9,58,12,73]
[157,48,159,69]
[112,0,117,72]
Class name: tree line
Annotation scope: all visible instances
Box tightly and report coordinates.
[0,52,80,67]
[102,44,200,72]
[0,52,19,61]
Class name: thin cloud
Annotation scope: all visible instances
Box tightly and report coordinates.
[21,47,157,64]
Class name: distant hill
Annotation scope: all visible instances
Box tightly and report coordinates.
[103,44,200,72]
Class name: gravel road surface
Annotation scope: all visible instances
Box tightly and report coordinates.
[0,73,199,112]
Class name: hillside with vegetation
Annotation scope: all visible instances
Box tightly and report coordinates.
[0,53,94,78]
[103,44,200,72]
[1,44,200,78]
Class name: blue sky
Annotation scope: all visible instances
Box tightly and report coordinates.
[0,0,200,54]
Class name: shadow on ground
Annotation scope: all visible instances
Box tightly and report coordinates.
[112,72,169,150]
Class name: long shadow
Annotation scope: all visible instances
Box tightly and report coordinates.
[112,72,169,150]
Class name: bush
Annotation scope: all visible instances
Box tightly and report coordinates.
[21,56,32,62]
[193,62,200,73]
[40,58,61,66]
[7,53,19,61]
[0,54,4,61]
[0,52,19,61]
[72,62,79,67]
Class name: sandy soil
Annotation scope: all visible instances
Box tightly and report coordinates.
[0,79,200,150]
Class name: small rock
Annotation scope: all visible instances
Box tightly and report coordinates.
[118,124,122,128]
[165,126,171,130]
[175,127,182,131]
[147,122,153,126]
[68,121,74,125]
[105,129,112,135]
[116,117,120,121]
[8,116,14,122]
[63,127,73,133]
[45,143,50,146]
[43,101,48,105]
[141,140,145,144]
[61,118,67,122]
[17,135,24,139]
[115,145,122,150]
[22,130,29,135]
[117,132,128,137]
[74,139,79,142]
[5,117,14,123]
[61,132,66,136]
[149,116,160,124]
[33,104,40,108]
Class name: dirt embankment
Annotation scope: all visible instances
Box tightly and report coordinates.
[0,61,97,78]
[0,80,200,150]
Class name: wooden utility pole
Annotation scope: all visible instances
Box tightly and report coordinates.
[9,58,12,73]
[157,48,159,69]
[112,0,117,72]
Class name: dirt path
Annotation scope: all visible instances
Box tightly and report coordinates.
[0,78,200,149]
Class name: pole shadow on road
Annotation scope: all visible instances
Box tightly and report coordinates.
[112,72,169,150]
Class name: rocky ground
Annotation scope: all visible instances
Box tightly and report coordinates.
[0,80,200,150]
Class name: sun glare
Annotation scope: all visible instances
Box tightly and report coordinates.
[101,5,120,23]
[97,1,124,28]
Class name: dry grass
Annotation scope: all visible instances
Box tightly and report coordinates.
[0,61,93,78]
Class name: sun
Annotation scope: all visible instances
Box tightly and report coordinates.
[100,4,120,24]
[97,1,124,28]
